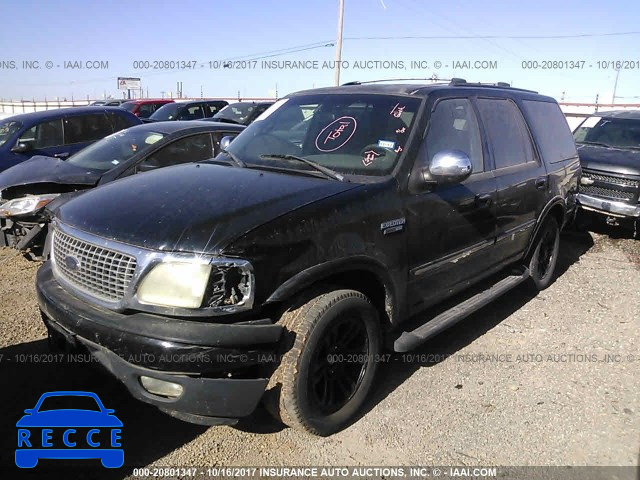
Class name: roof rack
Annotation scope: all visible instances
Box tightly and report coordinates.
[342,77,537,93]
[448,78,538,93]
[342,76,450,86]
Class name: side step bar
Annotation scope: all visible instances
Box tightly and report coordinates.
[394,268,530,352]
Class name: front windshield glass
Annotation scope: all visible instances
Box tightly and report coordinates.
[224,94,421,177]
[120,101,137,112]
[67,128,166,171]
[213,103,257,124]
[575,116,640,149]
[0,120,23,147]
[150,103,181,121]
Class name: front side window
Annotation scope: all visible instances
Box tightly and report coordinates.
[142,133,214,168]
[177,105,205,120]
[575,116,640,150]
[0,120,23,148]
[64,113,113,144]
[18,119,64,149]
[67,128,166,171]
[476,98,535,169]
[224,94,421,177]
[425,98,483,173]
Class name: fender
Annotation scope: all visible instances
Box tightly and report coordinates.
[523,195,566,260]
[265,255,403,326]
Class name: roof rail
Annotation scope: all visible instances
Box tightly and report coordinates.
[449,79,537,93]
[342,76,451,86]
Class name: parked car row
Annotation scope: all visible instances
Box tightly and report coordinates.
[0,79,635,437]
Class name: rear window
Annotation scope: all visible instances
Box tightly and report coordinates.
[521,100,578,163]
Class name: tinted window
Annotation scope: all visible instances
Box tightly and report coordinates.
[136,104,155,118]
[577,117,640,149]
[425,98,483,173]
[150,103,180,121]
[0,120,23,148]
[212,131,240,154]
[18,119,64,149]
[142,133,213,168]
[64,113,113,145]
[121,102,137,112]
[476,99,535,169]
[204,102,228,117]
[109,111,136,132]
[176,105,205,120]
[521,100,577,163]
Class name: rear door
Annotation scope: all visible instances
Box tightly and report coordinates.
[475,97,549,261]
[406,97,498,313]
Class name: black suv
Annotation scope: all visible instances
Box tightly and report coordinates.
[573,110,640,231]
[36,79,580,436]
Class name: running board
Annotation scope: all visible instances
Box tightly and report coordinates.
[393,268,530,352]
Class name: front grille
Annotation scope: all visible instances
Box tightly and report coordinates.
[580,185,636,201]
[583,172,640,188]
[52,227,137,302]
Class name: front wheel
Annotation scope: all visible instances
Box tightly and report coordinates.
[265,289,381,436]
[528,217,560,290]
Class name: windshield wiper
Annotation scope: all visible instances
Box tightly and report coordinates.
[259,154,345,181]
[577,140,612,148]
[221,149,246,167]
[213,117,242,125]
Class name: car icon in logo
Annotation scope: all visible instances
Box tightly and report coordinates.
[15,391,123,468]
[64,254,81,271]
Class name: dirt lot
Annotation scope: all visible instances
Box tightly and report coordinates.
[0,225,638,475]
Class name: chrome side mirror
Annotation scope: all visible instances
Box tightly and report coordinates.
[219,136,236,151]
[428,149,472,184]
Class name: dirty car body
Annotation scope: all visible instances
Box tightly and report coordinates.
[0,121,244,258]
[37,81,580,432]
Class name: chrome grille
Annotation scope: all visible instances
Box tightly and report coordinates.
[583,171,640,188]
[52,227,137,302]
[580,185,635,201]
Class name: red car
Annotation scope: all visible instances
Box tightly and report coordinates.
[120,99,175,119]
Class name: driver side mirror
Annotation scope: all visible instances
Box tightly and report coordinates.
[428,150,473,184]
[219,135,236,150]
[11,142,32,153]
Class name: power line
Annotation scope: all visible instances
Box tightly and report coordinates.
[343,31,640,40]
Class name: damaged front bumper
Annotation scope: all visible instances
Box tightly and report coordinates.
[36,262,283,425]
[0,217,48,258]
[577,193,640,219]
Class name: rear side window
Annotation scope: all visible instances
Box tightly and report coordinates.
[425,98,484,173]
[136,104,155,118]
[64,113,113,145]
[177,105,205,120]
[521,100,577,163]
[109,111,136,132]
[204,102,227,117]
[18,119,64,149]
[476,98,535,169]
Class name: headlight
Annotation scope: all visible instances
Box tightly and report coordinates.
[0,194,59,217]
[137,261,212,309]
[136,258,254,311]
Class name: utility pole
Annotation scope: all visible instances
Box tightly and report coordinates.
[612,68,620,104]
[334,0,345,86]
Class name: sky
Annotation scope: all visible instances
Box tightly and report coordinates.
[0,0,639,103]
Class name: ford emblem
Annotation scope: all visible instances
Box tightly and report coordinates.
[64,255,81,271]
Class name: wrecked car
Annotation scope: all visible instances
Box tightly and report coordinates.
[573,110,640,232]
[37,79,579,436]
[0,121,244,258]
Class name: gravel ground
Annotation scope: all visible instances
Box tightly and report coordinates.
[0,225,638,476]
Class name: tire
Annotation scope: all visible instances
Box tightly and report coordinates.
[265,289,381,436]
[527,217,560,290]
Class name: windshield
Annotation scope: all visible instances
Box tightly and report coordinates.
[67,128,166,171]
[38,395,101,412]
[0,120,23,148]
[574,116,640,149]
[213,103,259,124]
[120,101,137,112]
[223,94,421,177]
[150,103,181,121]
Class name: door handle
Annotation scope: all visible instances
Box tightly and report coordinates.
[535,177,548,190]
[474,193,492,208]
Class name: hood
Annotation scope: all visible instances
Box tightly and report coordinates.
[0,155,101,193]
[57,163,360,253]
[577,144,640,176]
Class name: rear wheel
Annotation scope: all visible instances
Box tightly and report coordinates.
[265,289,381,436]
[528,217,560,290]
